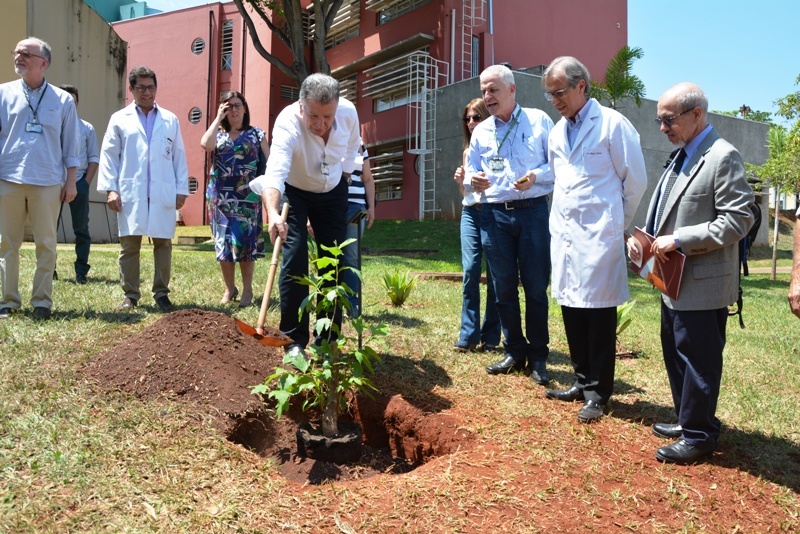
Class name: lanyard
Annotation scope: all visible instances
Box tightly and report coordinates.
[24,82,47,123]
[494,108,521,155]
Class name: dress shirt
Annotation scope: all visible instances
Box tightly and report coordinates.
[250,97,360,196]
[464,104,554,203]
[76,119,100,182]
[565,99,591,150]
[0,79,80,186]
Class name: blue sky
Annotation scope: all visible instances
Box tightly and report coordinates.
[628,0,800,120]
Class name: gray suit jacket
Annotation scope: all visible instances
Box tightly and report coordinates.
[645,129,754,311]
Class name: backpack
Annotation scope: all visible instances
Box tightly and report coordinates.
[730,200,762,328]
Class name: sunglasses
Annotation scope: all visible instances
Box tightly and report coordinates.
[12,50,46,60]
[463,114,482,124]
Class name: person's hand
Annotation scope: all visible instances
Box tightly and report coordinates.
[176,194,187,209]
[454,166,465,186]
[789,276,800,319]
[626,236,642,264]
[651,235,677,263]
[512,171,535,191]
[61,181,77,203]
[471,172,491,193]
[366,206,375,230]
[216,102,230,122]
[267,211,288,244]
[106,191,122,212]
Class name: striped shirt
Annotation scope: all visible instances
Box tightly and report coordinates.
[348,143,369,206]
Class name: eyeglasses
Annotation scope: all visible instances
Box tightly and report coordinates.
[544,83,575,102]
[655,108,693,127]
[132,84,157,94]
[227,103,243,110]
[462,114,482,124]
[12,49,46,60]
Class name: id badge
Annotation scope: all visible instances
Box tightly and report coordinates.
[321,162,330,176]
[26,122,43,134]
[489,156,505,173]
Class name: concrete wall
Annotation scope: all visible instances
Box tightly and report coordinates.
[16,0,128,243]
[433,71,771,245]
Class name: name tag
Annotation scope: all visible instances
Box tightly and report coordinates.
[321,162,330,177]
[489,157,505,173]
[26,122,43,134]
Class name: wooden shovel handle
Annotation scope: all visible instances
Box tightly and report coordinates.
[256,202,289,334]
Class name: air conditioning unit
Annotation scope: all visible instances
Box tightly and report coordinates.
[119,2,146,21]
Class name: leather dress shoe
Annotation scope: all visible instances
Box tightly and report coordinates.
[0,307,13,319]
[652,423,683,439]
[155,295,175,312]
[577,400,606,423]
[655,439,714,465]
[118,297,138,310]
[453,341,478,352]
[528,361,550,385]
[485,355,525,375]
[76,274,88,285]
[32,307,52,320]
[545,386,584,402]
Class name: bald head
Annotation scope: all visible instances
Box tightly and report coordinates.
[657,82,709,147]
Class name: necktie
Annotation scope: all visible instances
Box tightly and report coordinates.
[654,148,686,232]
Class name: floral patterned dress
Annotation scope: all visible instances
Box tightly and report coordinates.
[207,127,266,262]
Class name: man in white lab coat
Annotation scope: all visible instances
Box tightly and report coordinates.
[542,56,647,423]
[97,66,189,312]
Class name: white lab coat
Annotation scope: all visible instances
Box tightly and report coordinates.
[96,103,189,239]
[549,98,647,308]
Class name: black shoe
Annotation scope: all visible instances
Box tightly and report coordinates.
[486,355,525,375]
[0,307,14,319]
[528,361,550,385]
[118,297,138,310]
[479,343,500,353]
[577,400,606,423]
[652,423,682,439]
[76,274,88,285]
[32,307,52,320]
[155,295,175,312]
[53,269,59,281]
[655,439,714,465]
[453,341,478,352]
[545,386,584,402]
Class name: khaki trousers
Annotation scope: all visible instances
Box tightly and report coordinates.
[118,235,172,302]
[0,180,61,310]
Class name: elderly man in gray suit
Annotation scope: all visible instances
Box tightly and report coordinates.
[628,82,754,465]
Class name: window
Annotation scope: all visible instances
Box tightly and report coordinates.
[280,85,299,102]
[336,74,358,103]
[307,0,360,49]
[362,49,429,113]
[188,107,202,124]
[367,0,432,25]
[369,142,405,201]
[220,20,233,71]
[471,36,479,78]
[191,38,205,55]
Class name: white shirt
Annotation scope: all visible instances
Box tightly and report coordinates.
[250,97,360,195]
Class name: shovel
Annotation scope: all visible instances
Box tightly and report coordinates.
[236,202,292,347]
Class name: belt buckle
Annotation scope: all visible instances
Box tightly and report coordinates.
[504,201,514,210]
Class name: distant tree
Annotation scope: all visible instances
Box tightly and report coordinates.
[713,108,774,125]
[749,126,800,279]
[233,0,346,86]
[592,46,646,110]
[776,74,800,121]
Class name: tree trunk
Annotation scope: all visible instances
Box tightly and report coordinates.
[772,186,780,280]
[322,356,340,437]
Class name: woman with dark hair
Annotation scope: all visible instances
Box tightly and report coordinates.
[201,91,270,307]
[453,98,501,352]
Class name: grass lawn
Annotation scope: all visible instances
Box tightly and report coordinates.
[1,217,798,532]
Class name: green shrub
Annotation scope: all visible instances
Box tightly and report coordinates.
[381,270,418,307]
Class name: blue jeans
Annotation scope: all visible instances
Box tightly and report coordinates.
[280,180,348,348]
[68,178,91,277]
[459,204,501,346]
[479,199,550,364]
[343,202,367,317]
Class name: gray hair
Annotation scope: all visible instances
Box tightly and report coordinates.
[299,74,340,105]
[542,56,591,97]
[27,37,52,66]
[677,85,708,113]
[480,64,515,87]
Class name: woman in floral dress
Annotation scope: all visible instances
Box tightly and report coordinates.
[201,91,269,307]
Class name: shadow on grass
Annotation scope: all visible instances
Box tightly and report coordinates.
[612,398,800,493]
[365,309,425,329]
[373,353,453,413]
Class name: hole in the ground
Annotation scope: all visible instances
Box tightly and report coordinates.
[226,393,475,485]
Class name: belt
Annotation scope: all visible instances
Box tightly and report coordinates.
[477,196,547,211]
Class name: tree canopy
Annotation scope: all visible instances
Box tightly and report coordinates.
[592,46,646,110]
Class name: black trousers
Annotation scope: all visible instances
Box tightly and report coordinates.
[279,179,348,348]
[660,302,727,448]
[561,306,618,404]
